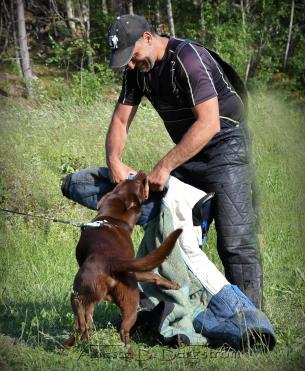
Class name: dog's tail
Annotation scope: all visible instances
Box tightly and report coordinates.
[111,228,182,273]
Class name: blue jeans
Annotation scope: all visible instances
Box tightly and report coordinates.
[61,167,167,226]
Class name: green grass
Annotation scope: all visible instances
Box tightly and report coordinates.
[0,90,304,370]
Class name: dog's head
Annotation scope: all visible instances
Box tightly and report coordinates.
[96,171,147,226]
[114,170,147,210]
[126,170,147,207]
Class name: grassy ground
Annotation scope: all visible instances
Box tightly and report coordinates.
[0,90,304,370]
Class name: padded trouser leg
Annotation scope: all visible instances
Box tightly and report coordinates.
[225,263,263,308]
[211,167,263,307]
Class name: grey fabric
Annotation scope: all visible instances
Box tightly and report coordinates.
[137,207,211,345]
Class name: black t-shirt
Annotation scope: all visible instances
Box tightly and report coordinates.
[118,37,245,145]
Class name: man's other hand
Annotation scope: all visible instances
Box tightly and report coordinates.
[109,161,136,183]
[147,165,170,192]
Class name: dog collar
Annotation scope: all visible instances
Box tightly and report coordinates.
[81,219,116,230]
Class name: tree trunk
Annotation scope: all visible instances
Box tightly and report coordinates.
[155,0,161,33]
[166,0,175,37]
[244,53,252,84]
[284,0,295,70]
[102,0,108,15]
[240,0,246,28]
[245,0,250,14]
[0,0,11,60]
[11,0,22,77]
[80,0,90,40]
[66,0,76,33]
[127,0,134,15]
[16,0,34,96]
[80,0,93,71]
[200,1,205,43]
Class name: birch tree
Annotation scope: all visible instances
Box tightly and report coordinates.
[284,0,295,70]
[102,0,108,15]
[166,0,175,36]
[127,0,134,15]
[155,0,161,33]
[66,0,76,33]
[10,0,22,77]
[16,0,34,96]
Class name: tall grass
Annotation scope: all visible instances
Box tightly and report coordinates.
[0,91,304,370]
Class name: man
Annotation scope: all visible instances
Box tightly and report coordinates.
[106,14,262,307]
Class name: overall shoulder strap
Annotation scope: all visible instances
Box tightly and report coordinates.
[173,39,248,109]
[136,69,152,99]
[170,39,193,97]
[171,39,206,98]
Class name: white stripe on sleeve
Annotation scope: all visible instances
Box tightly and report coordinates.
[189,44,218,95]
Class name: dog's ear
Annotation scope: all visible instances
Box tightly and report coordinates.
[124,198,139,211]
[134,170,147,182]
[96,193,110,210]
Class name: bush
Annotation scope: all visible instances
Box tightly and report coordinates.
[70,64,114,105]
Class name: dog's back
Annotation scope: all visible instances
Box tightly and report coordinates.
[75,221,134,266]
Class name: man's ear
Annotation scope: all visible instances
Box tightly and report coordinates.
[142,32,153,44]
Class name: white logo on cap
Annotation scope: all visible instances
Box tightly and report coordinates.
[109,35,119,49]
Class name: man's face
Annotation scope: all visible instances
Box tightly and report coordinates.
[127,34,156,72]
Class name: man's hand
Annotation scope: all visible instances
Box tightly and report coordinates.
[108,160,136,183]
[147,164,171,192]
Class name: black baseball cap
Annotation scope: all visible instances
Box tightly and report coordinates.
[107,14,150,68]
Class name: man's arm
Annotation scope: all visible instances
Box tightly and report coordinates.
[147,97,220,191]
[106,103,138,183]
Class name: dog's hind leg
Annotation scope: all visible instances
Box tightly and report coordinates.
[116,285,139,355]
[82,302,95,340]
[71,291,87,338]
[120,308,137,355]
[64,291,86,348]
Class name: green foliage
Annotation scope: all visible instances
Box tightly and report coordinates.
[70,64,114,105]
[2,0,302,102]
[28,65,115,105]
[46,36,92,71]
[59,153,88,174]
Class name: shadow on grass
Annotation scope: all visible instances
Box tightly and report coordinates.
[0,298,160,357]
[0,299,123,350]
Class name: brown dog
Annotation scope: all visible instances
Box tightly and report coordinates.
[64,171,182,352]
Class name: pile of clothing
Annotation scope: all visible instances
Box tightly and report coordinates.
[62,167,275,350]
